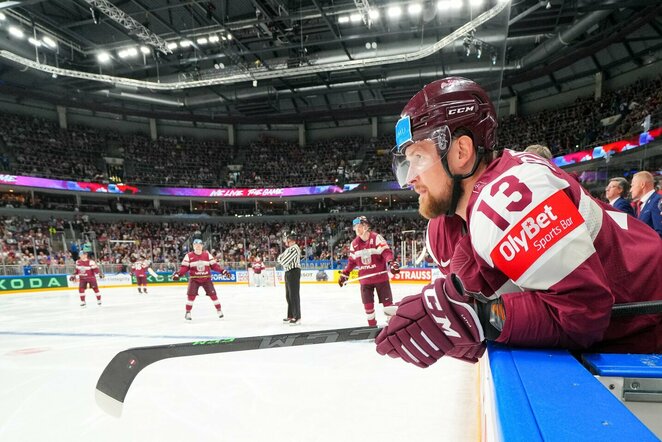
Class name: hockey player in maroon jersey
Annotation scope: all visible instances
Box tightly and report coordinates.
[70,250,104,307]
[376,77,662,368]
[338,216,400,327]
[172,239,231,321]
[130,255,150,294]
[251,256,266,287]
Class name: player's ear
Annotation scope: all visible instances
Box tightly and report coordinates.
[454,135,476,172]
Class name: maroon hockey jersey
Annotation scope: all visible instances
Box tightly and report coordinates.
[74,259,100,280]
[343,231,394,285]
[131,260,148,278]
[444,149,662,353]
[252,261,265,274]
[426,214,465,277]
[177,251,224,280]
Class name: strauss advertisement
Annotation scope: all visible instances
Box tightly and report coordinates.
[391,268,432,282]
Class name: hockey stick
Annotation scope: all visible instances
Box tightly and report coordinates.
[95,326,380,417]
[341,270,389,286]
[95,300,662,417]
[610,300,662,318]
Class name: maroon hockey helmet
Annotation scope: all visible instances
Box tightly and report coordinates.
[392,77,497,187]
[352,216,370,230]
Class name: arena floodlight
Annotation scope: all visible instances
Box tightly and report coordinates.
[126,47,138,57]
[28,37,42,47]
[338,16,350,24]
[368,9,380,20]
[139,46,150,55]
[167,42,178,50]
[350,13,362,23]
[42,36,57,48]
[8,26,24,39]
[408,3,422,16]
[387,6,401,19]
[196,37,208,45]
[179,40,192,48]
[209,34,220,43]
[227,33,233,40]
[97,51,111,63]
[470,0,484,7]
[0,12,6,21]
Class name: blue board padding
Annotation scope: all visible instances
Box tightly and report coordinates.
[488,343,543,442]
[583,353,662,378]
[487,343,659,441]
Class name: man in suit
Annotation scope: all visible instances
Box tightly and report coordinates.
[631,171,662,238]
[605,177,635,216]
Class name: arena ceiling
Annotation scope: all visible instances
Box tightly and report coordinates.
[0,0,660,124]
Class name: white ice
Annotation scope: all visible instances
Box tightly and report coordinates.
[0,283,478,442]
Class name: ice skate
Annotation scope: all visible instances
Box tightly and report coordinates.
[289,319,301,326]
[80,301,86,307]
[218,310,224,319]
[185,312,191,321]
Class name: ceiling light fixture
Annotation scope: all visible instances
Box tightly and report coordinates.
[387,6,402,18]
[97,52,111,63]
[408,4,423,16]
[8,26,24,39]
[42,36,57,48]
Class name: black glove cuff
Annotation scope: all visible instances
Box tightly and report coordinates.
[475,298,504,341]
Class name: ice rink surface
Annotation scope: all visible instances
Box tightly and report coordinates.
[0,283,478,442]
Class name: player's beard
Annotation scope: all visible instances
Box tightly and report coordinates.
[418,186,462,219]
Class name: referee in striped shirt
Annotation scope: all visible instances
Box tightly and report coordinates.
[277,231,302,325]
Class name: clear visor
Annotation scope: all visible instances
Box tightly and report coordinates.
[392,126,451,188]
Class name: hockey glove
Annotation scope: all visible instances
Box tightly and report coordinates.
[389,261,400,274]
[98,273,104,279]
[338,271,349,287]
[171,273,180,281]
[221,269,232,279]
[375,274,485,368]
[69,275,77,282]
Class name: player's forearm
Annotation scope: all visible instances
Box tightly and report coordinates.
[176,266,189,275]
[497,284,612,349]
[382,249,395,266]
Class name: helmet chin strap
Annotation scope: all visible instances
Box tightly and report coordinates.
[440,147,485,216]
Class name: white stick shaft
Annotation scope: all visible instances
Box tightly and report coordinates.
[343,270,389,286]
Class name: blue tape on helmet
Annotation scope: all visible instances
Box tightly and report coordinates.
[395,116,413,151]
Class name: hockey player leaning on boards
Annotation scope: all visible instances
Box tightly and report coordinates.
[172,239,231,321]
[376,77,662,368]
[338,216,400,327]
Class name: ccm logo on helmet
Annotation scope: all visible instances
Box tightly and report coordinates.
[448,105,476,116]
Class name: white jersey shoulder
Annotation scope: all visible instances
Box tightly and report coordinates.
[469,152,598,290]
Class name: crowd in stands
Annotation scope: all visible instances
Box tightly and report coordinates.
[498,76,662,155]
[0,114,106,181]
[123,134,232,187]
[0,215,427,272]
[0,190,418,216]
[0,74,658,189]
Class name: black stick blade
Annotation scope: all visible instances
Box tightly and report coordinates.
[95,326,381,416]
